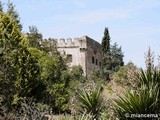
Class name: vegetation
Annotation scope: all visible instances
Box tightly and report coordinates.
[101,28,112,80]
[112,62,140,90]
[1,1,160,120]
[114,48,160,120]
[77,88,103,119]
[0,2,85,117]
[101,28,124,80]
[115,84,159,120]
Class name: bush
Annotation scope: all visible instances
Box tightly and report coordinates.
[114,68,160,120]
[112,62,140,90]
[77,87,105,119]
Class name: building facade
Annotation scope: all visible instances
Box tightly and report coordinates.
[57,36,102,77]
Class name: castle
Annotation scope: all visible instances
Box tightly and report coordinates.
[57,36,102,77]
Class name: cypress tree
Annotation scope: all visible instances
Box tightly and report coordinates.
[101,28,124,79]
[101,28,112,80]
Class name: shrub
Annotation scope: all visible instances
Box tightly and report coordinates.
[77,87,104,119]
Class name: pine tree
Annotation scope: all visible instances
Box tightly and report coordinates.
[27,26,42,49]
[7,1,22,30]
[110,42,124,72]
[101,28,112,80]
[0,11,23,111]
[0,1,3,12]
[0,11,40,110]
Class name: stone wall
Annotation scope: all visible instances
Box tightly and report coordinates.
[85,36,102,76]
[57,36,102,77]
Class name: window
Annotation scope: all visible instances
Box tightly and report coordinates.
[96,59,98,65]
[67,54,72,62]
[92,56,94,64]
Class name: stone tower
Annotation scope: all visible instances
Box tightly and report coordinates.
[57,36,102,77]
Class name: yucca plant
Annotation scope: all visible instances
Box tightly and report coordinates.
[114,69,160,120]
[77,87,103,120]
[115,84,159,119]
[76,112,96,120]
[138,68,160,88]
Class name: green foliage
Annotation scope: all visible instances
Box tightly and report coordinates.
[28,49,86,113]
[101,28,124,80]
[101,28,112,80]
[114,68,160,120]
[110,42,124,72]
[27,26,42,49]
[7,1,22,30]
[77,88,104,119]
[0,1,3,12]
[112,62,139,89]
[12,46,40,103]
[27,26,59,55]
[0,13,40,106]
[89,70,106,85]
[101,28,111,54]
[15,98,49,120]
[29,47,70,112]
[42,38,58,55]
[0,11,24,112]
[138,68,160,88]
[115,85,159,120]
[0,11,23,50]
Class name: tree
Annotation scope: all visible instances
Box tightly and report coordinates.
[28,47,71,113]
[101,28,112,80]
[12,46,40,105]
[0,1,3,12]
[27,26,42,49]
[102,28,111,53]
[0,11,24,112]
[0,11,41,113]
[7,1,22,30]
[101,28,124,80]
[40,38,59,55]
[110,42,124,72]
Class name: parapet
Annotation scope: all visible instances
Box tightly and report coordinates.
[58,37,86,48]
[57,36,101,49]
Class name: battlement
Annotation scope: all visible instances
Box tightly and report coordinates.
[58,36,87,48]
[57,35,102,77]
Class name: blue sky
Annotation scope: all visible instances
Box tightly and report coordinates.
[2,0,160,68]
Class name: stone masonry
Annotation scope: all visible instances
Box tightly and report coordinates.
[57,36,102,77]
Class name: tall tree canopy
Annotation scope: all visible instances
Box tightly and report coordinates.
[101,28,124,80]
[27,26,42,49]
[110,42,124,72]
[0,11,41,111]
[7,1,22,30]
[101,28,112,80]
[102,28,111,53]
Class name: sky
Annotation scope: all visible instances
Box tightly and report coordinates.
[2,0,160,68]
